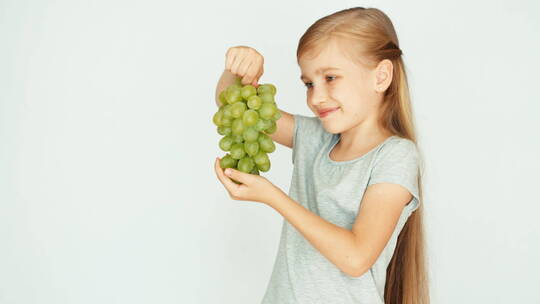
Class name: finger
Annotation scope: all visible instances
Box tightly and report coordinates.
[253,64,264,87]
[214,157,226,187]
[225,48,236,71]
[223,167,253,185]
[238,59,252,83]
[230,49,246,75]
[242,60,258,86]
[214,157,241,191]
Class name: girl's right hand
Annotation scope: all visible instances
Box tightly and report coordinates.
[225,46,264,87]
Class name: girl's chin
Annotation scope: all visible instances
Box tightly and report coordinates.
[321,121,343,134]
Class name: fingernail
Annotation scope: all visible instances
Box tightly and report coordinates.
[225,168,231,175]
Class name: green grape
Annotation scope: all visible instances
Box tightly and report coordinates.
[220,154,238,169]
[213,110,223,126]
[265,120,277,134]
[219,135,234,151]
[257,161,271,172]
[250,166,260,175]
[257,84,274,96]
[238,156,255,173]
[222,104,233,118]
[259,103,276,120]
[242,126,259,142]
[244,141,259,157]
[232,134,244,144]
[272,109,282,121]
[217,126,232,136]
[258,133,276,153]
[241,85,257,100]
[259,93,275,104]
[221,116,233,127]
[230,143,246,159]
[253,151,269,166]
[254,118,270,131]
[226,82,241,94]
[254,151,271,172]
[226,88,242,104]
[266,83,277,95]
[231,118,245,135]
[259,119,272,131]
[218,90,228,106]
[254,118,266,131]
[247,95,262,110]
[231,102,247,118]
[242,109,259,127]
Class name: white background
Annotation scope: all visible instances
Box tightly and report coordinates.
[1,0,539,303]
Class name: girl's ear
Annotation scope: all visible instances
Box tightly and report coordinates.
[374,59,393,92]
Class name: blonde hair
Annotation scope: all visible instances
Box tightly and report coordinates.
[297,7,430,304]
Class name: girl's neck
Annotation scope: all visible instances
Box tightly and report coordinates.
[330,130,393,162]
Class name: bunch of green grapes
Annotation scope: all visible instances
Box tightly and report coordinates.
[213,77,281,183]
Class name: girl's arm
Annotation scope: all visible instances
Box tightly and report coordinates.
[268,183,411,277]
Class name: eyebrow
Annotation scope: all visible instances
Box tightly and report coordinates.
[300,67,340,80]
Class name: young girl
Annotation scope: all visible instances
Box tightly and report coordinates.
[214,7,429,304]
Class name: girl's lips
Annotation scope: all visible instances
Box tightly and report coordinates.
[319,107,339,118]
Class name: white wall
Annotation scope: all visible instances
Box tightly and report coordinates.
[1,0,539,303]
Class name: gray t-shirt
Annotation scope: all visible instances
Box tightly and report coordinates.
[261,114,420,304]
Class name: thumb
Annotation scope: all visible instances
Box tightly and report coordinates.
[224,168,251,184]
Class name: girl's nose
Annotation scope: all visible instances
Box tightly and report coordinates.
[310,85,329,106]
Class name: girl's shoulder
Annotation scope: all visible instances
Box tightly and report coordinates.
[291,114,334,164]
[293,113,333,142]
[375,135,419,162]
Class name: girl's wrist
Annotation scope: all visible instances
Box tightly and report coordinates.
[266,185,286,208]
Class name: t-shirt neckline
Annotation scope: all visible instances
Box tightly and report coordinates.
[325,135,397,165]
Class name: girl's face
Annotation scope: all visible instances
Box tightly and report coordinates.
[298,38,386,134]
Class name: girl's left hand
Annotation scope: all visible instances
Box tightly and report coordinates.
[214,157,280,205]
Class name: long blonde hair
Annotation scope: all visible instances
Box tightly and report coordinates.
[297,7,430,304]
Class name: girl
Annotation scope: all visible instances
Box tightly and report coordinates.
[214,7,428,304]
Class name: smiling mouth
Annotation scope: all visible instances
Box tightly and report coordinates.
[318,107,340,118]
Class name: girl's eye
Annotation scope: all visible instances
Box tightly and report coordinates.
[303,76,336,89]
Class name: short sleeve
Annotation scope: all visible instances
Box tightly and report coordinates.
[291,114,330,165]
[367,139,420,211]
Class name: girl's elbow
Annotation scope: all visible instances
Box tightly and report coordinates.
[348,254,375,278]
[345,258,368,278]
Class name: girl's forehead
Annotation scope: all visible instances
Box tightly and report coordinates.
[301,40,347,61]
[299,38,361,69]
[299,51,363,77]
